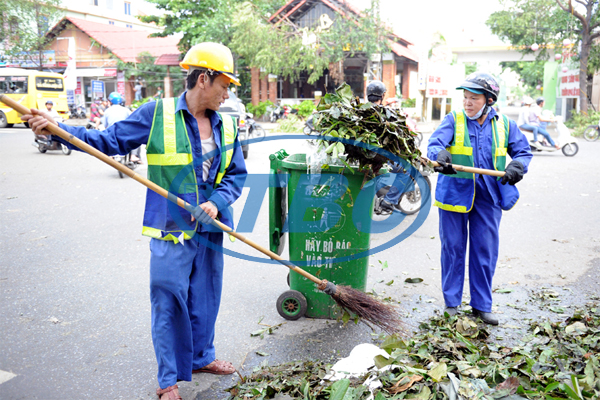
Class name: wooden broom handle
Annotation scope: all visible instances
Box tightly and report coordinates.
[422,157,505,177]
[1,94,322,285]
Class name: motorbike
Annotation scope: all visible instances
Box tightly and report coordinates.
[583,117,600,142]
[68,104,87,119]
[112,152,139,179]
[85,121,105,130]
[32,116,71,155]
[246,113,266,141]
[303,115,316,135]
[522,115,579,156]
[374,164,431,216]
[268,104,286,123]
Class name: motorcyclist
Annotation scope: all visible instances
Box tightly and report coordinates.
[102,92,141,163]
[368,80,413,215]
[529,97,559,149]
[90,97,104,129]
[45,100,62,123]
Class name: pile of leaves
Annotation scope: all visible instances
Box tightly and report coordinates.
[312,83,422,175]
[225,302,600,399]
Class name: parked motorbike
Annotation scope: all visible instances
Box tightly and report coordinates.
[522,115,579,156]
[303,115,317,135]
[246,113,266,141]
[268,105,285,123]
[68,104,86,119]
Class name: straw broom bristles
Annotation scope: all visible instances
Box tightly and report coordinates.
[319,280,406,335]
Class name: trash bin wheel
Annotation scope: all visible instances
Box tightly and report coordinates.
[276,290,307,321]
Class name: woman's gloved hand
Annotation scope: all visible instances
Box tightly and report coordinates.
[434,149,457,175]
[500,160,524,185]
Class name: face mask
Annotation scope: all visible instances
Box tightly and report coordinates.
[466,103,488,120]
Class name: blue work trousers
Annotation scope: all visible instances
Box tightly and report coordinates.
[149,232,224,389]
[438,177,502,312]
[376,164,414,204]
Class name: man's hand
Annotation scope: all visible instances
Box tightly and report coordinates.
[434,149,457,175]
[21,108,58,136]
[500,160,524,185]
[191,201,218,225]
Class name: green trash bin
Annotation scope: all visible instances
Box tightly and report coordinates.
[269,150,378,320]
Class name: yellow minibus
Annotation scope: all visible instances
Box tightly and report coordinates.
[0,67,69,128]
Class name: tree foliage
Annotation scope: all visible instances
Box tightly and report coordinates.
[487,0,600,112]
[139,0,285,52]
[140,0,389,91]
[500,60,546,94]
[0,0,64,70]
[230,1,389,85]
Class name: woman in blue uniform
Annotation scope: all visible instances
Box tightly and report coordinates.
[427,72,532,325]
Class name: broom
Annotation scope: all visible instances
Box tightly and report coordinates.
[2,95,404,335]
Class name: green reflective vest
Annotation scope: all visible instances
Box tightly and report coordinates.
[141,97,237,243]
[434,110,511,213]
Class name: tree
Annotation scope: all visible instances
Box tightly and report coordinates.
[500,60,546,95]
[229,1,389,85]
[0,0,63,70]
[487,0,600,112]
[139,0,286,52]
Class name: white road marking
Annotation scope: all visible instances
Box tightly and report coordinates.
[0,370,17,385]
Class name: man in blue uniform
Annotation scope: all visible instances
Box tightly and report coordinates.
[427,72,532,325]
[24,43,247,400]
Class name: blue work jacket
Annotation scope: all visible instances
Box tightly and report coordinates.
[56,92,247,232]
[427,109,532,208]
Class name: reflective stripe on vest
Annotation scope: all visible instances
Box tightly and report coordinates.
[215,111,237,187]
[142,98,238,243]
[434,111,509,213]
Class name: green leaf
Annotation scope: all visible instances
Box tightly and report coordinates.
[329,379,350,400]
[544,382,561,392]
[256,351,269,356]
[495,288,514,293]
[385,280,394,286]
[427,362,447,382]
[374,354,393,369]
[549,306,565,313]
[404,278,423,284]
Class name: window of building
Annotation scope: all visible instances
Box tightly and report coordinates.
[124,2,131,15]
[108,20,115,25]
[90,0,98,5]
[126,24,132,28]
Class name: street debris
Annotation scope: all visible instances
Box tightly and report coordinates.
[312,83,422,175]
[251,317,285,339]
[226,300,600,399]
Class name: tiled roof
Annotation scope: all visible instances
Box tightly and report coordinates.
[154,53,181,66]
[47,17,180,63]
[268,0,415,60]
[389,40,418,63]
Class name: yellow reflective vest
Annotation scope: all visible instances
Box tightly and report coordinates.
[434,110,518,213]
[141,97,237,243]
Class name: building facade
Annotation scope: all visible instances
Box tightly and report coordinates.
[250,0,419,106]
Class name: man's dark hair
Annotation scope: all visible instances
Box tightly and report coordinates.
[186,68,219,90]
[368,94,383,103]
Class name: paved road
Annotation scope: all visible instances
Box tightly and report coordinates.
[1,118,599,399]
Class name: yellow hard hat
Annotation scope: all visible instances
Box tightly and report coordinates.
[180,42,240,86]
